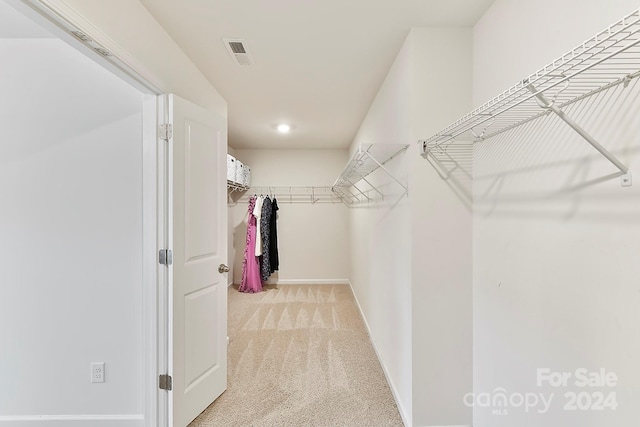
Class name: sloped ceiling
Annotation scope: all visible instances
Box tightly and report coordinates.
[0,0,53,38]
[0,1,143,166]
[141,0,496,149]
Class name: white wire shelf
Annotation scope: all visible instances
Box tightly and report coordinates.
[239,186,343,204]
[227,180,249,193]
[419,8,640,186]
[332,143,409,205]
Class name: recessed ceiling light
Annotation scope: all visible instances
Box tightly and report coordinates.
[277,124,291,133]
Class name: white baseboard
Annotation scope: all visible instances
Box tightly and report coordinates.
[272,279,349,285]
[233,279,349,286]
[348,281,411,427]
[0,415,144,427]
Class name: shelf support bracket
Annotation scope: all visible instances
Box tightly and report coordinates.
[364,152,409,194]
[361,176,385,198]
[527,83,632,187]
[348,180,371,202]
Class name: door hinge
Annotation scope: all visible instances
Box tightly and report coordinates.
[158,124,173,140]
[159,249,173,266]
[159,374,172,391]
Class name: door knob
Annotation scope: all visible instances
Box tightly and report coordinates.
[218,264,230,273]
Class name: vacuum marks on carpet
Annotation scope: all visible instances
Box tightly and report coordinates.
[189,284,403,427]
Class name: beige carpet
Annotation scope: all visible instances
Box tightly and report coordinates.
[189,284,404,427]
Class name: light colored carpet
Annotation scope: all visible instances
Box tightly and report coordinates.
[189,284,404,427]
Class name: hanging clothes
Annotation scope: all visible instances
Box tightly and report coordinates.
[269,198,279,273]
[253,195,264,256]
[239,196,262,293]
[260,196,273,281]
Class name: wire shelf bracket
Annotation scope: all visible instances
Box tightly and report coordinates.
[418,8,640,187]
[332,144,409,206]
[227,180,249,193]
[525,82,632,187]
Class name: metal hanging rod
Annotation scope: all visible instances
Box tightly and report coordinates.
[418,8,640,187]
[234,145,410,206]
[239,186,343,204]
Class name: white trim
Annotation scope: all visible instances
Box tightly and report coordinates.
[156,95,172,427]
[11,3,166,426]
[0,415,143,421]
[22,0,163,94]
[348,281,411,427]
[142,95,159,427]
[0,414,144,427]
[233,279,350,286]
[166,95,175,427]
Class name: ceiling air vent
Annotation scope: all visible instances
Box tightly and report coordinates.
[223,38,254,66]
[229,42,246,54]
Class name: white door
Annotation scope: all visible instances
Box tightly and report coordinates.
[167,94,228,426]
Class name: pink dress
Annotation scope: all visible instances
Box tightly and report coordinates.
[239,196,262,293]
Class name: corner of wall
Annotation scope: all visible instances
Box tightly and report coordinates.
[408,26,473,427]
[347,30,415,426]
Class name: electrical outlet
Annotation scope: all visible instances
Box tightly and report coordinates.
[91,362,105,383]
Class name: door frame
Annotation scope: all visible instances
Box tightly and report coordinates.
[156,95,173,427]
[163,95,229,426]
[12,1,167,426]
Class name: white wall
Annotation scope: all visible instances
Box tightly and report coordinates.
[349,27,473,427]
[473,1,640,426]
[52,0,227,117]
[0,2,228,425]
[349,34,414,425]
[229,149,350,284]
[0,0,227,427]
[0,38,145,425]
[409,27,473,427]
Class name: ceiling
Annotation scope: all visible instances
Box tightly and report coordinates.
[0,1,53,38]
[0,1,144,166]
[141,0,496,149]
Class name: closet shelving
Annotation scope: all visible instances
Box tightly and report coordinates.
[332,143,409,205]
[227,180,249,193]
[419,8,640,187]
[240,186,343,204]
